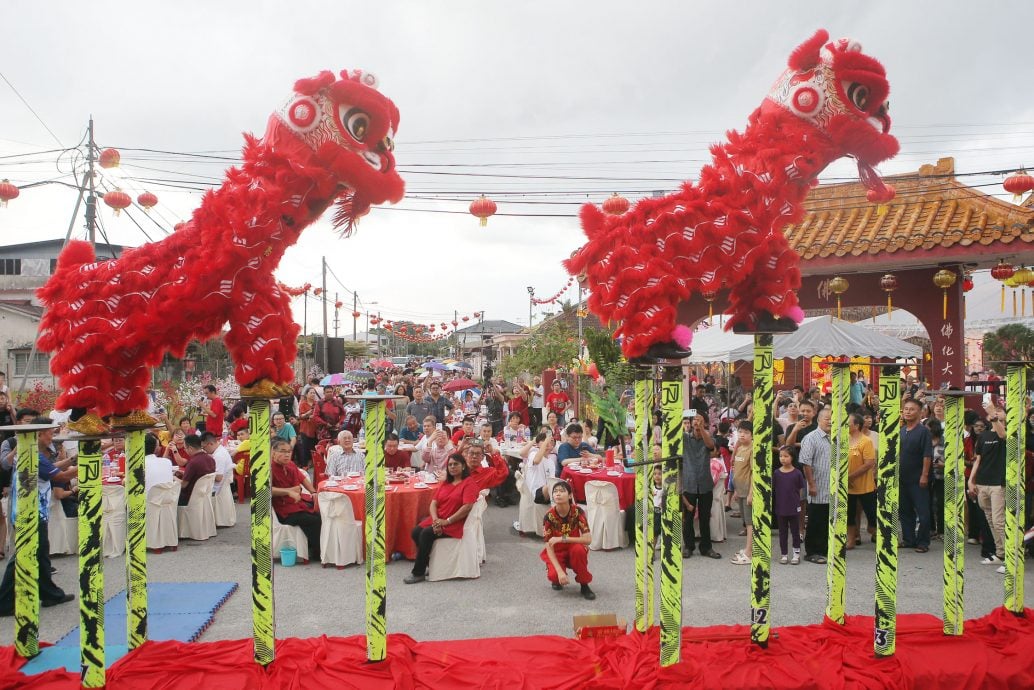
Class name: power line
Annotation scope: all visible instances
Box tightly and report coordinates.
[0,71,63,147]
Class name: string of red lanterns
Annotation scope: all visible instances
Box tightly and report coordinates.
[531,277,576,305]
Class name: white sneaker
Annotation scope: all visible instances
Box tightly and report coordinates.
[730,551,750,565]
[791,552,800,565]
[981,555,1001,565]
[512,520,521,532]
[996,565,1006,574]
[966,538,979,545]
[779,555,788,564]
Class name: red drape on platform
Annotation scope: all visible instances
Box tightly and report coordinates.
[2,607,1032,689]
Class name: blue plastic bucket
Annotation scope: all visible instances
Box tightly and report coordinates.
[280,546,297,567]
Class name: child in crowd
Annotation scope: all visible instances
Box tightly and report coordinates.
[927,420,944,539]
[774,446,805,564]
[583,419,598,449]
[730,421,753,565]
[541,481,595,600]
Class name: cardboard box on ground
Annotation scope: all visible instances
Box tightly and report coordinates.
[573,613,628,640]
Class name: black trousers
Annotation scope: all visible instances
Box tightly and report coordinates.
[682,491,714,554]
[847,492,877,528]
[529,408,543,432]
[0,517,66,614]
[411,525,450,576]
[279,510,322,560]
[296,434,317,469]
[805,502,829,557]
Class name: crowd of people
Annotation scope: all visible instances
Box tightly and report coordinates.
[2,360,1032,614]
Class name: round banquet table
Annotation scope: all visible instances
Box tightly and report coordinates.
[559,465,636,510]
[317,479,435,561]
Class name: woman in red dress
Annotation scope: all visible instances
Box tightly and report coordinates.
[270,438,321,563]
[507,384,530,427]
[405,453,479,583]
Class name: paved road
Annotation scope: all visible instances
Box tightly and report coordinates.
[2,502,1029,646]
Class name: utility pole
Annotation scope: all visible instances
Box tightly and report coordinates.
[322,256,329,373]
[526,286,534,328]
[353,292,358,341]
[302,289,309,376]
[454,309,459,358]
[85,117,97,244]
[333,291,339,338]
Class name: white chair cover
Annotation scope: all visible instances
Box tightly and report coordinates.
[427,496,487,581]
[102,484,127,558]
[517,471,556,536]
[318,491,363,567]
[211,476,237,528]
[176,473,217,541]
[272,510,309,563]
[710,477,728,542]
[477,488,489,562]
[48,492,78,556]
[146,481,180,550]
[584,480,627,550]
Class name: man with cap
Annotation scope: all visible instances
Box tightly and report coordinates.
[464,438,509,493]
[681,408,721,559]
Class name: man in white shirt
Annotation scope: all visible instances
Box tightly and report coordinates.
[143,434,174,494]
[326,430,365,477]
[201,432,236,495]
[530,376,545,430]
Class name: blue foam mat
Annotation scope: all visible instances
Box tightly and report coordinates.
[21,581,237,675]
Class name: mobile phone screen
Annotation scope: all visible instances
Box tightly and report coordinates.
[436,423,443,431]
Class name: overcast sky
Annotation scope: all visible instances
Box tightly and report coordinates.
[2,1,1032,334]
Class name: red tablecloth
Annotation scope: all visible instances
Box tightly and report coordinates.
[560,466,636,510]
[317,480,434,561]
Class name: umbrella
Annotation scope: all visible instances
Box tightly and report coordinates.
[425,362,449,371]
[320,373,352,386]
[369,359,393,368]
[347,369,373,380]
[443,377,479,392]
[448,361,474,371]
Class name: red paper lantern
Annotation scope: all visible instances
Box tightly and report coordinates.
[103,189,132,216]
[602,192,630,216]
[469,195,497,226]
[440,322,447,330]
[98,148,121,169]
[473,311,482,318]
[462,316,469,322]
[384,324,392,331]
[992,261,1015,313]
[352,310,360,319]
[1004,171,1034,201]
[136,191,158,210]
[962,276,973,292]
[451,320,458,327]
[313,288,323,296]
[0,179,19,207]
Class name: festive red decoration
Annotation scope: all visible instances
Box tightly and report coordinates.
[0,179,19,207]
[136,191,158,210]
[462,316,469,322]
[992,261,1016,312]
[1004,171,1034,201]
[313,288,323,296]
[962,276,973,292]
[333,301,343,309]
[102,189,132,216]
[531,280,573,305]
[451,320,458,327]
[98,148,121,168]
[351,310,360,318]
[36,69,404,416]
[469,195,497,226]
[565,30,898,358]
[602,192,630,216]
[473,311,482,318]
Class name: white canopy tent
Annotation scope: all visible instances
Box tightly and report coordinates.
[686,315,922,363]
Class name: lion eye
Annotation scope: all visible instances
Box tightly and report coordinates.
[340,106,369,142]
[846,82,869,111]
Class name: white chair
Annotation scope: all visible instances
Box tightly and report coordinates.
[177,473,217,541]
[584,480,628,550]
[102,484,127,558]
[516,472,558,536]
[211,477,237,528]
[146,481,179,551]
[427,496,487,581]
[477,488,490,562]
[48,493,78,556]
[272,510,309,564]
[317,491,363,568]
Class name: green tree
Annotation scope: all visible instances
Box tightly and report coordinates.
[983,323,1034,370]
[584,327,634,387]
[343,341,370,359]
[498,322,579,381]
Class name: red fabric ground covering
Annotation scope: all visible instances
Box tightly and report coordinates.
[2,608,1032,689]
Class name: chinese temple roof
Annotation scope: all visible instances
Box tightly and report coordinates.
[789,157,1034,274]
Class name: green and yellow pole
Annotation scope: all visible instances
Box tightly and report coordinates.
[874,366,900,656]
[659,366,684,667]
[633,374,654,632]
[124,429,148,649]
[750,334,774,647]
[826,364,850,625]
[248,400,274,666]
[363,397,388,662]
[13,428,40,659]
[941,392,967,635]
[78,439,105,687]
[1004,363,1028,614]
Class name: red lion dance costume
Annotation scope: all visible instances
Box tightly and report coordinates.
[37,70,405,433]
[565,30,899,362]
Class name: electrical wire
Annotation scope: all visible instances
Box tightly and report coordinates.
[0,71,63,147]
